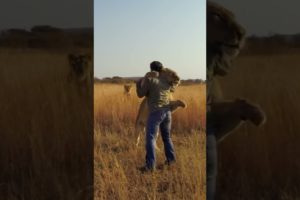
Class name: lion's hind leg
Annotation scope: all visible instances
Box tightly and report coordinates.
[135,98,165,151]
[135,123,143,147]
[135,124,161,152]
[135,98,148,148]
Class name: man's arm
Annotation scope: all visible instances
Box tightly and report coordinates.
[136,77,150,98]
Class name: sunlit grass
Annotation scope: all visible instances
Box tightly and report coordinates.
[94,83,206,200]
[217,53,300,199]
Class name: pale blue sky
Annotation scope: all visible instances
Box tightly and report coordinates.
[95,0,206,80]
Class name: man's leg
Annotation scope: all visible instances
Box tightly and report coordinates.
[207,128,217,200]
[145,110,163,170]
[160,110,176,163]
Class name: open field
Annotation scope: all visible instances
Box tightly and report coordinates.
[217,53,300,199]
[94,83,206,200]
[0,49,93,200]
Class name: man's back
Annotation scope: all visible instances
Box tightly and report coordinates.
[136,76,174,113]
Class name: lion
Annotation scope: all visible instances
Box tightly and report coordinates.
[123,84,133,96]
[135,68,186,148]
[207,1,266,142]
[68,54,92,85]
[68,53,93,97]
[206,2,266,199]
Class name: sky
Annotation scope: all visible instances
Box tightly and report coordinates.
[95,0,206,80]
[1,0,299,80]
[213,0,300,36]
[0,0,93,29]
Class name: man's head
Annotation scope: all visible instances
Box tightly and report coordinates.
[150,61,163,72]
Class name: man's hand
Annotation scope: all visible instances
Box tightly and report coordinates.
[144,71,159,78]
[141,71,159,87]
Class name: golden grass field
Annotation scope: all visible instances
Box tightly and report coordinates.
[217,53,300,200]
[3,49,300,200]
[0,49,93,200]
[94,83,206,200]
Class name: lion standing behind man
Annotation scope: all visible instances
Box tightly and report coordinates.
[135,67,186,148]
[206,2,266,200]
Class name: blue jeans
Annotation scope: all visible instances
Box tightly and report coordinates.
[145,108,175,169]
[207,128,217,200]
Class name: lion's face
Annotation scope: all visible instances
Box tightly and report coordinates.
[124,84,133,95]
[160,68,180,86]
[68,53,93,96]
[68,54,92,83]
[207,2,246,75]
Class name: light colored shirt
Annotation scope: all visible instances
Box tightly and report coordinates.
[136,75,175,113]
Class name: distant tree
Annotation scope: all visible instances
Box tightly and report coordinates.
[7,29,32,36]
[31,25,62,33]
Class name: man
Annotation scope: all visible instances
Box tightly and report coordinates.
[136,61,177,172]
[139,61,162,87]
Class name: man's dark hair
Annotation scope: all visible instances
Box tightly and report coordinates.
[150,61,163,72]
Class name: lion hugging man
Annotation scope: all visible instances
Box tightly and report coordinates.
[135,61,186,172]
[206,2,266,200]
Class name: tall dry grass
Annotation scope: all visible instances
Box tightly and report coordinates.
[217,53,300,199]
[94,83,206,200]
[0,49,93,200]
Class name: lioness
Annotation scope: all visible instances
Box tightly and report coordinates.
[206,2,266,200]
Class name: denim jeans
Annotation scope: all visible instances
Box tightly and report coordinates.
[145,108,175,169]
[207,128,217,200]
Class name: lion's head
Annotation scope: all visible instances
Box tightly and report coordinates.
[68,53,93,83]
[68,53,93,96]
[124,84,133,95]
[159,68,180,86]
[207,1,246,76]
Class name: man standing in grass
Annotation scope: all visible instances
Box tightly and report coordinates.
[136,61,177,172]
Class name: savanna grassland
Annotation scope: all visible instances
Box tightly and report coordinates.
[94,83,206,200]
[0,49,93,200]
[217,53,300,200]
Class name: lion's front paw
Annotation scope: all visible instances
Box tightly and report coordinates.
[176,100,187,108]
[238,99,266,126]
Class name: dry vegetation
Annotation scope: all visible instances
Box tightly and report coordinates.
[0,49,93,200]
[217,53,300,200]
[94,83,206,200]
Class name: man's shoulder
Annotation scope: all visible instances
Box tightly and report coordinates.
[148,76,160,84]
